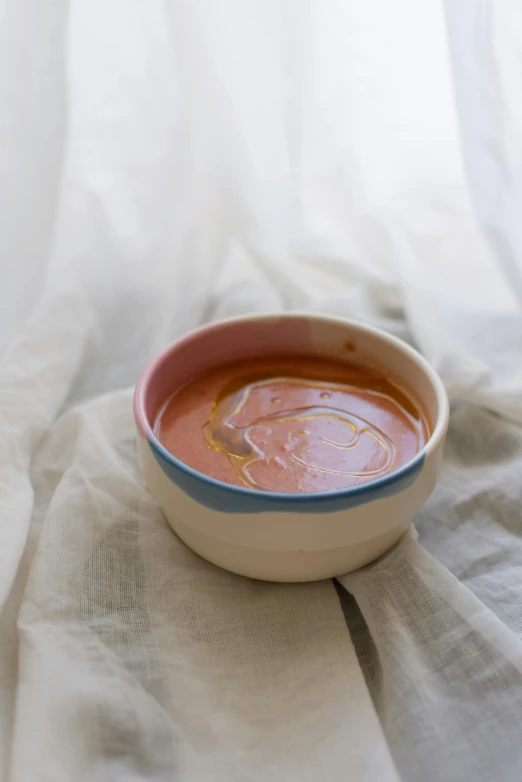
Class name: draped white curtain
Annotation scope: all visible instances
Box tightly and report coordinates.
[1,1,522,780]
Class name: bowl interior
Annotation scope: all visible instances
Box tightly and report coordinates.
[139,315,444,450]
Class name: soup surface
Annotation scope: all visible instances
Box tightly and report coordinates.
[155,355,429,493]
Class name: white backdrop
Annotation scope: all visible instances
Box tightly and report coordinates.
[1,1,522,780]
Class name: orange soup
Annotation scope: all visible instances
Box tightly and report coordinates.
[155,356,429,493]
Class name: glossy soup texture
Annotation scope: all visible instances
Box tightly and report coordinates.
[155,355,429,494]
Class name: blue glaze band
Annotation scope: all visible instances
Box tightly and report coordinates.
[148,439,425,514]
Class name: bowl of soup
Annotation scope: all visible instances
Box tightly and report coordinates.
[134,313,449,581]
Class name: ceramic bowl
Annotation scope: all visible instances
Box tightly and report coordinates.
[134,313,449,582]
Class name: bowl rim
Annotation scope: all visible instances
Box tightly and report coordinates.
[134,312,449,502]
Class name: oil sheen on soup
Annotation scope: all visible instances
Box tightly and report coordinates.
[155,356,429,493]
